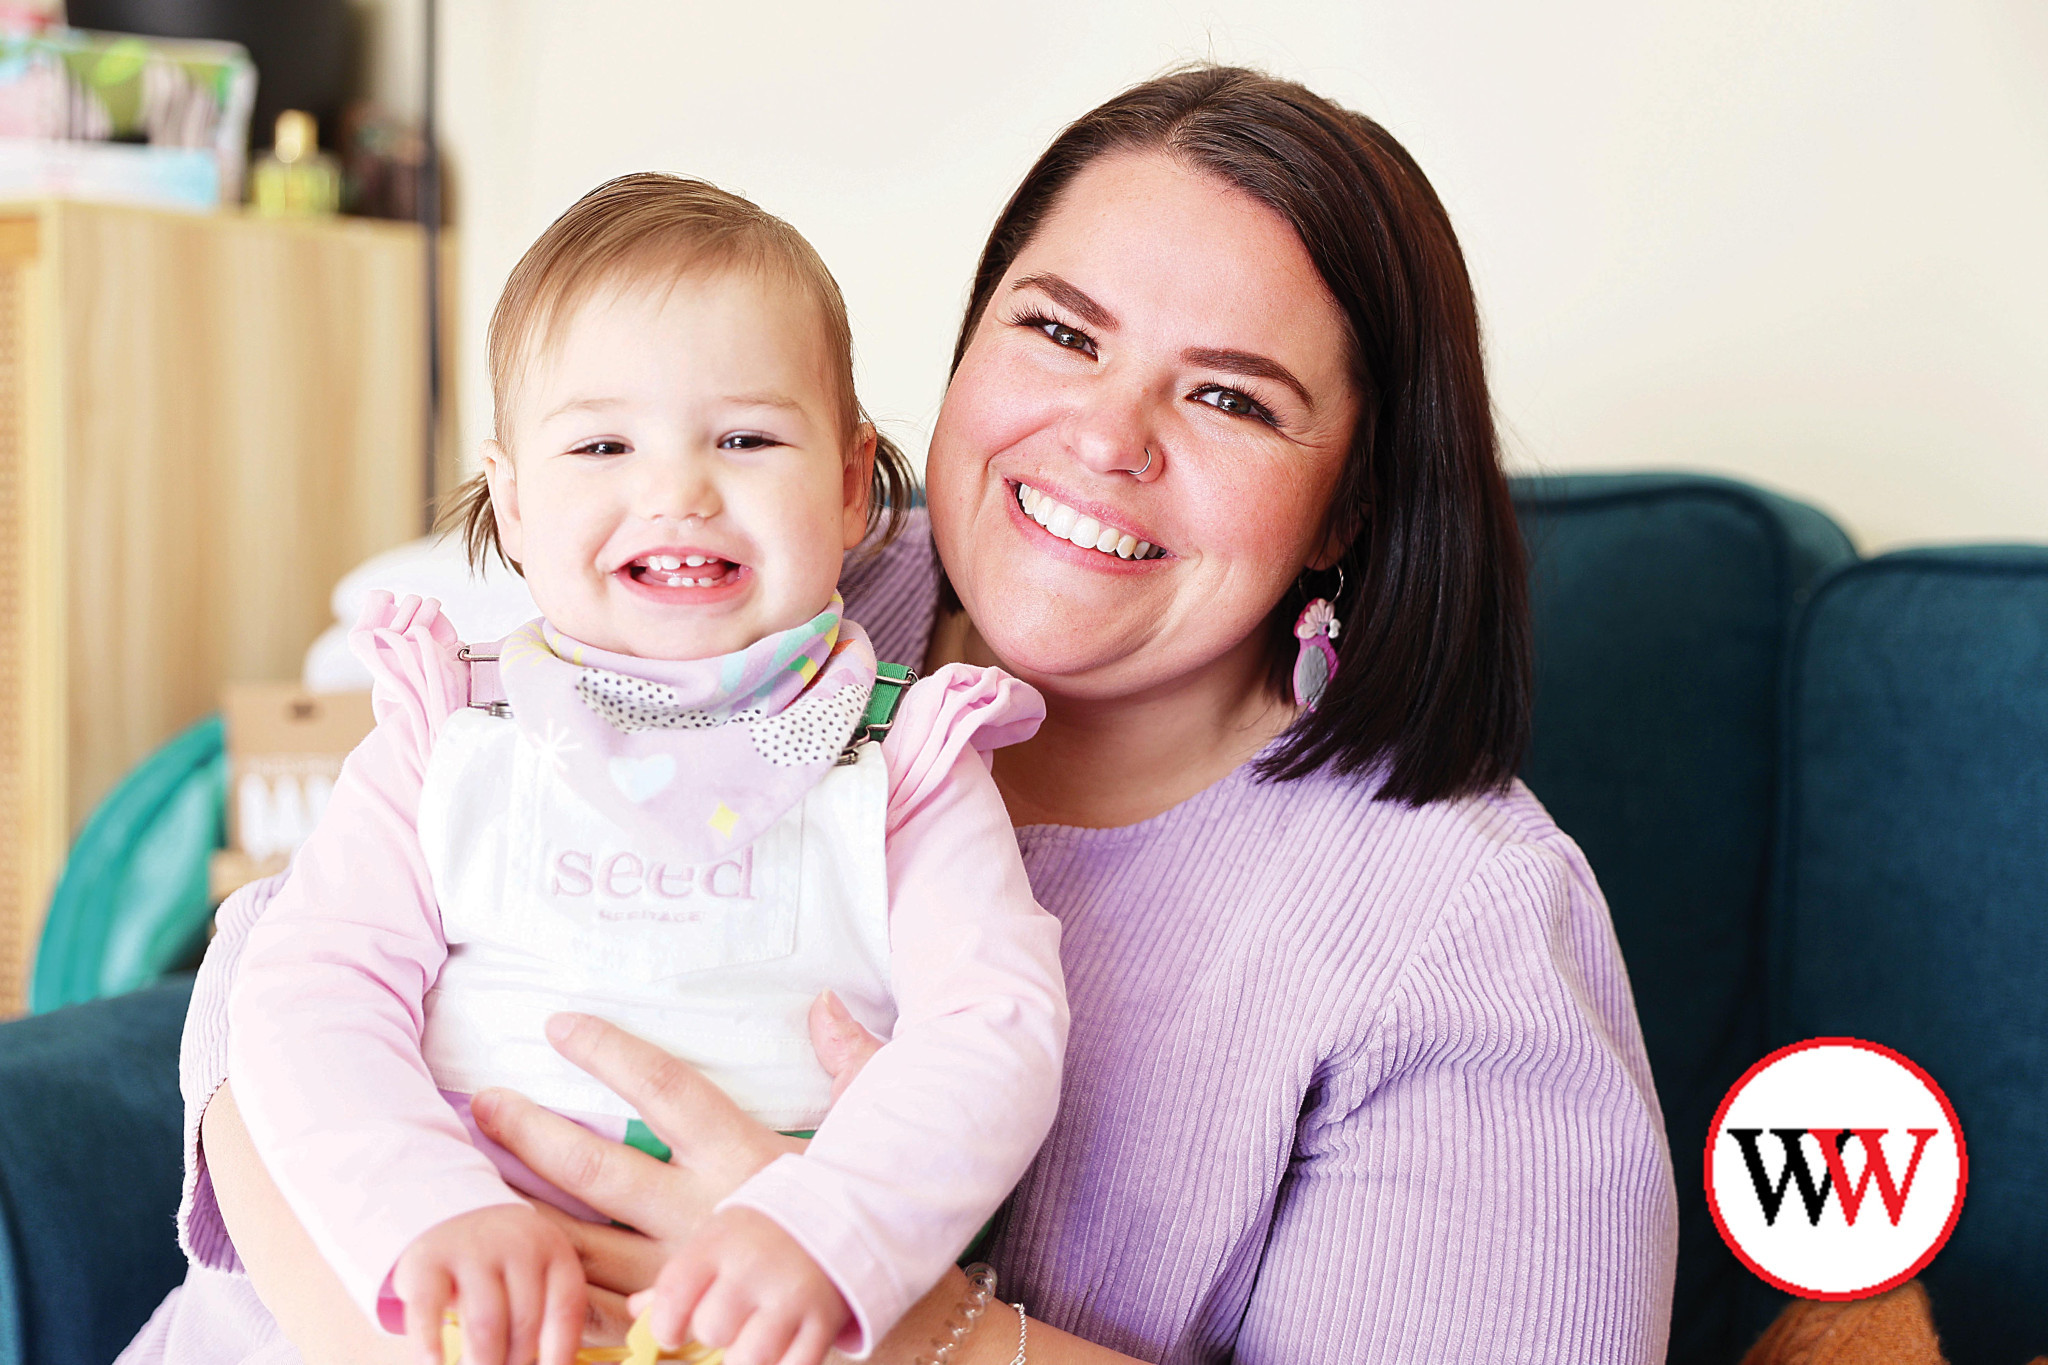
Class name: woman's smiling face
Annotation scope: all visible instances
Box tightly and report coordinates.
[926,150,1361,703]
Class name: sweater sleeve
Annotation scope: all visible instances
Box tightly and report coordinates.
[224,592,525,1323]
[1234,837,1678,1365]
[721,663,1068,1357]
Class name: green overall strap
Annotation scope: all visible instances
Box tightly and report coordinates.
[863,661,915,734]
[837,662,917,764]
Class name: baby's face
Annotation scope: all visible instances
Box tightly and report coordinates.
[485,269,872,660]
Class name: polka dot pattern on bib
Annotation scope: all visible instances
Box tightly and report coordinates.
[577,670,736,733]
[748,683,872,767]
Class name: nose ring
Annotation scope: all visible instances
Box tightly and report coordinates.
[1124,446,1154,478]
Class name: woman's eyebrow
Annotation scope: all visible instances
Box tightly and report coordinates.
[1011,273,1117,331]
[1182,346,1314,411]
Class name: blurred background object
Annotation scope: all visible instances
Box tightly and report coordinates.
[337,98,427,220]
[63,0,348,160]
[0,21,254,207]
[211,683,371,898]
[249,107,338,215]
[0,0,452,1017]
[0,201,432,1016]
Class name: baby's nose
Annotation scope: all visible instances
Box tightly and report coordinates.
[637,455,722,523]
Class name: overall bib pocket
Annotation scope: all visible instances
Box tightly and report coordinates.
[502,733,803,986]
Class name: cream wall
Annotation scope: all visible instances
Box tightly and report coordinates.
[397,0,2046,552]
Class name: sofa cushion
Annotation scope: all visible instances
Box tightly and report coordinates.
[1776,547,2048,1365]
[0,978,192,1365]
[1512,473,1856,1365]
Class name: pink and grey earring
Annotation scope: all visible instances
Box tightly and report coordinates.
[1291,565,1344,710]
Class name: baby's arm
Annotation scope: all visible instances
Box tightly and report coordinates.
[663,664,1068,1361]
[225,595,559,1352]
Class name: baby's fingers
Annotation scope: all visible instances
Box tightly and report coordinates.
[649,1256,715,1351]
[722,1309,798,1365]
[687,1276,753,1354]
[501,1261,553,1365]
[772,1315,838,1365]
[538,1255,589,1365]
[454,1272,511,1365]
[400,1267,455,1365]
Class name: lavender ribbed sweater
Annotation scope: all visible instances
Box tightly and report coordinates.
[158,514,1675,1365]
[846,523,1676,1362]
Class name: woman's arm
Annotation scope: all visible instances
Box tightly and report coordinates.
[202,1083,412,1365]
[1233,839,1679,1364]
[485,1014,1146,1365]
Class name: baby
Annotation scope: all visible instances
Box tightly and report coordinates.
[225,174,1066,1365]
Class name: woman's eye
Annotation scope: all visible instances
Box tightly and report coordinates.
[719,432,780,451]
[1193,385,1277,424]
[573,440,629,456]
[1025,315,1096,357]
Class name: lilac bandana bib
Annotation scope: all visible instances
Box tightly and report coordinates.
[494,594,878,862]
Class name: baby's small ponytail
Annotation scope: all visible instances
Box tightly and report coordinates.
[862,421,922,555]
[436,471,520,576]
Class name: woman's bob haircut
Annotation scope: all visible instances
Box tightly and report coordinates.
[953,65,1532,806]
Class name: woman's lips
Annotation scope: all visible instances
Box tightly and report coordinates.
[1009,481,1167,564]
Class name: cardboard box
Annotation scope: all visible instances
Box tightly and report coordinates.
[211,682,372,900]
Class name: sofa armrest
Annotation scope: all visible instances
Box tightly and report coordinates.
[0,978,192,1365]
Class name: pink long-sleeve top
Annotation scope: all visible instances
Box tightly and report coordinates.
[223,592,1068,1355]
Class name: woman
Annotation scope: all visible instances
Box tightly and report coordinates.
[149,66,1677,1364]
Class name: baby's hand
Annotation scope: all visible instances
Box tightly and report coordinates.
[393,1204,587,1365]
[641,1207,848,1365]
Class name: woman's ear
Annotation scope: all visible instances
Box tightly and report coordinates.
[1308,495,1370,571]
[480,439,524,564]
[1307,526,1351,573]
[841,422,879,551]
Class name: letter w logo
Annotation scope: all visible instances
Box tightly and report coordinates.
[1727,1128,1939,1227]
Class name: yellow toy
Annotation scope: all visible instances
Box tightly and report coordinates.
[441,1310,722,1365]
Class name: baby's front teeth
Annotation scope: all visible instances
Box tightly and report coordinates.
[647,554,682,572]
[1016,482,1163,561]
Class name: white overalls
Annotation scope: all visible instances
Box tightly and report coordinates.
[414,703,896,1135]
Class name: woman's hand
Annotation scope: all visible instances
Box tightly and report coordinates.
[472,994,885,1339]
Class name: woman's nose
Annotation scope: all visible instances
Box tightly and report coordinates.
[1064,386,1163,483]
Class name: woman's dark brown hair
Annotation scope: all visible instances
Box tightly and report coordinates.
[954,65,1530,805]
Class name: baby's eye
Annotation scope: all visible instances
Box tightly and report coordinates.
[1192,385,1277,425]
[572,439,629,456]
[719,432,782,451]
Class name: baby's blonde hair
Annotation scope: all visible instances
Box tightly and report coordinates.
[441,172,917,572]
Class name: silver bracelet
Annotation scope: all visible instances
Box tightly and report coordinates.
[1005,1302,1028,1365]
[910,1263,1000,1365]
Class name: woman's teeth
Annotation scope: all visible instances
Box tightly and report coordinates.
[635,553,727,587]
[1016,483,1160,560]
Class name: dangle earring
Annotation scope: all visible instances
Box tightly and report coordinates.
[1291,565,1344,710]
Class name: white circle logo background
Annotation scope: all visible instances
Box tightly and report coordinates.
[1706,1039,1966,1299]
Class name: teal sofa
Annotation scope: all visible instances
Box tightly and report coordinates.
[2,474,2043,1365]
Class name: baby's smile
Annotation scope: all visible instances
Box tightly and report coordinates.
[618,549,750,602]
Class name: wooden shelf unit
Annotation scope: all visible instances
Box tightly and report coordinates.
[0,202,433,1015]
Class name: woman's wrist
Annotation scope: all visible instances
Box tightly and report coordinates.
[853,1265,1023,1365]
